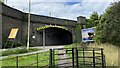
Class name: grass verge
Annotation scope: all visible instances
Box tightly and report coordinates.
[1,50,59,67]
[1,51,49,67]
[64,43,80,48]
[1,47,42,56]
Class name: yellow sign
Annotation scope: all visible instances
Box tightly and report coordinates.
[8,28,19,38]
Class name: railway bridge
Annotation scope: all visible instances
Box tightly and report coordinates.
[1,3,86,46]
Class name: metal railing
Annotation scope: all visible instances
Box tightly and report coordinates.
[49,48,74,68]
[75,47,106,68]
[49,47,106,68]
[1,47,106,68]
[1,51,49,68]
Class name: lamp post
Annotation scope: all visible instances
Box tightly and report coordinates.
[6,0,7,4]
[27,0,31,50]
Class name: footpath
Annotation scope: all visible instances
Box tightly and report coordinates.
[58,49,72,68]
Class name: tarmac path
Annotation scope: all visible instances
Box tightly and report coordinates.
[58,49,72,68]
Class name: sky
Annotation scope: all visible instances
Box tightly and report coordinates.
[4,0,118,21]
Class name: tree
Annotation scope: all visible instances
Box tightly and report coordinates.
[94,1,120,46]
[86,12,99,28]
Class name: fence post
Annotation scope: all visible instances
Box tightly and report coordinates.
[72,48,74,68]
[49,49,53,68]
[16,56,18,68]
[75,48,78,68]
[101,48,105,68]
[93,48,95,68]
[83,48,85,65]
[36,53,38,68]
[53,49,55,67]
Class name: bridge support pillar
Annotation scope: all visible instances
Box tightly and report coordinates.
[74,16,86,44]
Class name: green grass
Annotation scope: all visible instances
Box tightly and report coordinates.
[64,43,79,48]
[53,50,59,67]
[1,47,42,56]
[1,51,49,67]
[1,50,59,67]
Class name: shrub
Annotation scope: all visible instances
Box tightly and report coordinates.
[94,2,120,46]
[2,41,23,48]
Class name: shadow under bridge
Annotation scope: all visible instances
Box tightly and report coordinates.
[36,27,73,46]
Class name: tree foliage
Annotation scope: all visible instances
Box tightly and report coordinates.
[94,2,120,46]
[86,12,99,28]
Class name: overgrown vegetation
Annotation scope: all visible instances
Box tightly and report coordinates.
[88,43,119,66]
[84,1,120,46]
[2,47,41,56]
[2,41,25,48]
[65,43,119,67]
[74,24,82,43]
[86,12,99,28]
[94,2,120,46]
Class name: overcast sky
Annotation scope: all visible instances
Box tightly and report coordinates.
[5,0,118,20]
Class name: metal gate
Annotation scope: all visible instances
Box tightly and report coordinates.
[49,47,106,68]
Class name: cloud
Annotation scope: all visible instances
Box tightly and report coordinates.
[6,0,117,2]
[6,0,114,20]
[82,0,115,2]
[6,0,82,2]
[31,2,111,20]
